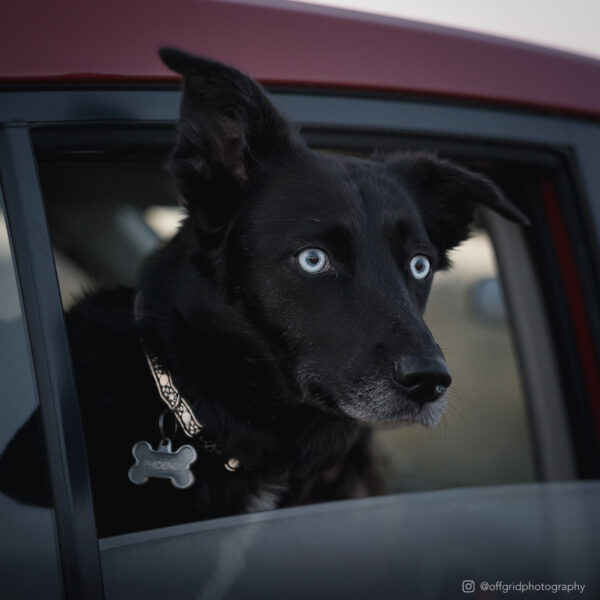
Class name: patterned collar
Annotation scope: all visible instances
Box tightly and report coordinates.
[144,349,240,473]
[144,350,204,438]
[135,294,240,472]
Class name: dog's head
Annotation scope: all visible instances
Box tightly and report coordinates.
[156,48,527,429]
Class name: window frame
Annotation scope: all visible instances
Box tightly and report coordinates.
[0,88,598,583]
[0,124,105,599]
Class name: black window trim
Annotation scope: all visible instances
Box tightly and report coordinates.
[483,209,576,479]
[0,123,104,599]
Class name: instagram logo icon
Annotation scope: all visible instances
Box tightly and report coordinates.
[462,580,475,594]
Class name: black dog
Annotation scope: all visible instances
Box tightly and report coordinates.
[0,48,527,537]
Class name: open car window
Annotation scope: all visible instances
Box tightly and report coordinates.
[33,125,542,525]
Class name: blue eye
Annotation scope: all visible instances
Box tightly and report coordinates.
[410,255,430,280]
[297,248,330,274]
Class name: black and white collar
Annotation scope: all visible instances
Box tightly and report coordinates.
[135,294,240,472]
[144,350,204,438]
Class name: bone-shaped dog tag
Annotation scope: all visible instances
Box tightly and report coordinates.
[128,438,197,489]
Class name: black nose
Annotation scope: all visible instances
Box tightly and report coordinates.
[393,355,451,404]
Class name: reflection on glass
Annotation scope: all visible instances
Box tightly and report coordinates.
[0,192,63,599]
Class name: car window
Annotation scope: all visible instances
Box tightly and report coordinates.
[0,188,64,599]
[33,126,538,535]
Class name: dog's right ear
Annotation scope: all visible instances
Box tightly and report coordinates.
[160,48,299,221]
[387,152,529,268]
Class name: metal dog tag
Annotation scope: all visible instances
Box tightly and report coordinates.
[128,438,197,489]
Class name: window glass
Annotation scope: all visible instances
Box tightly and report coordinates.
[0,189,64,599]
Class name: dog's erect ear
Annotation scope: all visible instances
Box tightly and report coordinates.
[388,153,528,266]
[160,47,298,218]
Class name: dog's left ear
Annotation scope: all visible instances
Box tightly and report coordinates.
[159,47,299,219]
[388,153,528,266]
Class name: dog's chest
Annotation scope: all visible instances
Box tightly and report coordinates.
[245,481,288,513]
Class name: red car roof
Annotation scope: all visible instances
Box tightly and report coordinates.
[1,0,599,118]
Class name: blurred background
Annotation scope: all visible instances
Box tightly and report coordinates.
[295,0,600,60]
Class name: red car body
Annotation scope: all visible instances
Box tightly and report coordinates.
[1,0,600,118]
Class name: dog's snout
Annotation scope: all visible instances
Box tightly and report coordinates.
[393,355,451,403]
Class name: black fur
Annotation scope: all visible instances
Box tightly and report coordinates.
[0,49,527,537]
